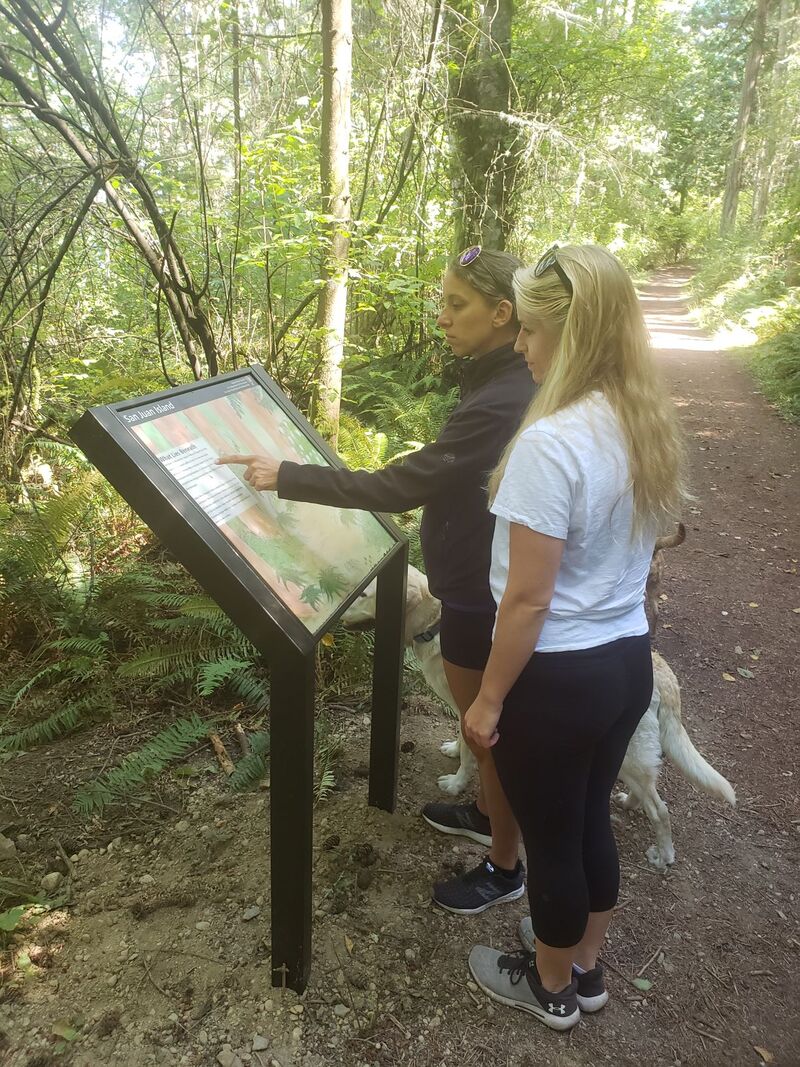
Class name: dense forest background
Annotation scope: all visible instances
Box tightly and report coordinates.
[1,0,797,808]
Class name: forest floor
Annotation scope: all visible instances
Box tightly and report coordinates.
[1,271,798,1067]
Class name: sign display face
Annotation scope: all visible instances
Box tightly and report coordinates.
[117,374,395,634]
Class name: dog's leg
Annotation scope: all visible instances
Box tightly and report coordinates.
[438,728,478,795]
[440,738,460,758]
[638,783,676,869]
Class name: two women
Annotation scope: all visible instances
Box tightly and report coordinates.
[222,242,686,1034]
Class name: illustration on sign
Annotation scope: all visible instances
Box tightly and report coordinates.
[124,377,393,631]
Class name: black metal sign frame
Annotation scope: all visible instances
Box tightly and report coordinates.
[70,365,408,992]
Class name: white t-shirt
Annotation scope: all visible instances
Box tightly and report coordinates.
[490,393,655,652]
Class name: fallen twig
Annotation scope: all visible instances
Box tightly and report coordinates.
[53,839,76,880]
[209,732,234,775]
[387,1011,410,1039]
[151,947,222,965]
[141,958,170,998]
[687,1022,724,1044]
[233,723,250,756]
[637,945,662,978]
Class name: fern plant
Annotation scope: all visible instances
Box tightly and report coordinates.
[73,714,211,814]
[228,731,271,792]
[0,695,110,752]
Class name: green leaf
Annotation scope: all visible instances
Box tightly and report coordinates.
[52,1021,79,1041]
[0,905,25,932]
[736,667,755,679]
[632,977,652,991]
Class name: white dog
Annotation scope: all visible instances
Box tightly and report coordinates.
[344,564,736,868]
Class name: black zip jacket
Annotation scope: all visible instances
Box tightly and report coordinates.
[277,343,535,609]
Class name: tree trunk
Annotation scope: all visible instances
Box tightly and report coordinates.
[447,0,518,251]
[315,0,352,445]
[752,0,794,223]
[720,0,771,234]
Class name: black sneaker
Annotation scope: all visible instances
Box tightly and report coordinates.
[433,857,525,915]
[421,800,492,846]
[468,946,580,1031]
[518,916,608,1012]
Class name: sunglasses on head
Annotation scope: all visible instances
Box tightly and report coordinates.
[534,245,573,296]
[458,245,482,266]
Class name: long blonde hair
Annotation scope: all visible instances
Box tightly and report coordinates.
[489,244,687,533]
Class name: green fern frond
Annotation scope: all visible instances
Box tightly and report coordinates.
[316,767,336,803]
[2,471,100,581]
[0,697,101,751]
[6,664,66,708]
[196,657,254,697]
[317,628,374,699]
[50,634,109,656]
[73,714,210,814]
[178,596,229,619]
[336,414,393,471]
[133,592,198,610]
[117,645,211,680]
[228,731,271,791]
[230,669,270,711]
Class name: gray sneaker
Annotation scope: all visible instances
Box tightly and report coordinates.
[518,916,609,1012]
[468,946,580,1031]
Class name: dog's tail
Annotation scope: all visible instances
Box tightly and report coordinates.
[659,703,736,807]
[654,522,686,553]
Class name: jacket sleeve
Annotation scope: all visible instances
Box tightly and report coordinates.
[276,398,506,513]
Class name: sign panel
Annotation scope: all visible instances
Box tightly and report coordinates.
[114,373,395,634]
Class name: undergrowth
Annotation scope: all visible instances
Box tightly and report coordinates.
[0,359,449,812]
[690,228,799,421]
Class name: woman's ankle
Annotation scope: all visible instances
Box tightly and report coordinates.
[572,952,597,971]
[487,851,519,874]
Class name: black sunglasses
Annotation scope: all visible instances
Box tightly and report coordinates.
[534,245,573,296]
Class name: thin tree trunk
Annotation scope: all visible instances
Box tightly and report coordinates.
[3,179,101,437]
[447,0,517,251]
[752,0,794,223]
[720,0,771,233]
[315,0,352,444]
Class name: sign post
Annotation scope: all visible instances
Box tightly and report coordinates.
[70,366,407,992]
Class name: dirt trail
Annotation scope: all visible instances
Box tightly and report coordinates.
[1,272,798,1067]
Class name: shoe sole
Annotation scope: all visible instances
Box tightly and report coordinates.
[468,958,580,1032]
[432,883,525,915]
[422,813,492,848]
[518,925,608,1013]
[577,991,609,1012]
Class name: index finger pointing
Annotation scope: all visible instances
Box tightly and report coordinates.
[216,454,257,466]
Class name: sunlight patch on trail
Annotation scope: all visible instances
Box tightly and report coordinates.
[648,327,717,352]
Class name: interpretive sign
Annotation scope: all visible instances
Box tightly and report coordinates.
[70,366,408,993]
[117,371,395,640]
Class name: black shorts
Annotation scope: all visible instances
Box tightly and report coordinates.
[439,602,496,671]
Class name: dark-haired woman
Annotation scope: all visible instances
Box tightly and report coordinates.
[219,248,534,911]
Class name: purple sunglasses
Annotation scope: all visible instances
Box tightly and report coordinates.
[458,245,482,266]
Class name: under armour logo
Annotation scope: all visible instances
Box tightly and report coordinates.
[548,1003,565,1015]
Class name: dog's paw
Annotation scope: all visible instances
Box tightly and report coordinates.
[440,739,460,759]
[646,844,675,869]
[438,772,468,796]
[614,791,641,811]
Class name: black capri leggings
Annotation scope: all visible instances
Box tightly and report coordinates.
[492,634,653,948]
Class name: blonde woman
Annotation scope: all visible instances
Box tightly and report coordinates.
[464,245,686,1031]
